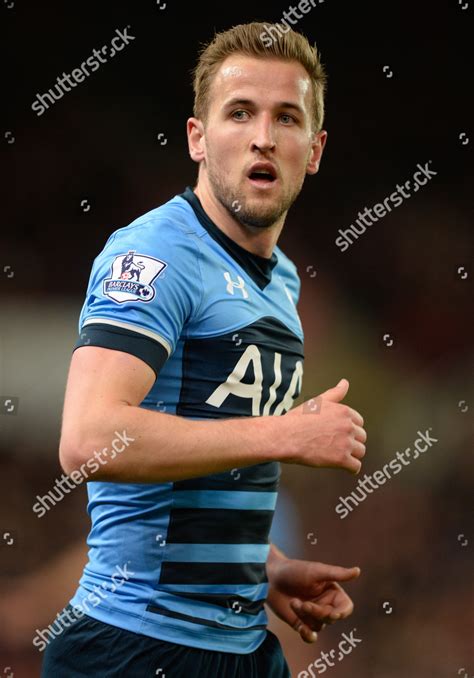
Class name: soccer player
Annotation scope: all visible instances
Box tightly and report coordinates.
[41,22,367,677]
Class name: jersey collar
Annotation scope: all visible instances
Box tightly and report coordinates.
[179,186,278,290]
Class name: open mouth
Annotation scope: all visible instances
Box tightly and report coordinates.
[248,171,276,184]
[247,164,278,187]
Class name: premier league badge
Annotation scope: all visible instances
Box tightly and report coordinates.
[103,250,167,303]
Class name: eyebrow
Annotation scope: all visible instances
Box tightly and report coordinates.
[222,97,305,115]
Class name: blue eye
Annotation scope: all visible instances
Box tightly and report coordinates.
[232,110,249,121]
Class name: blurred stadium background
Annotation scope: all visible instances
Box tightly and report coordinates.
[1,1,472,676]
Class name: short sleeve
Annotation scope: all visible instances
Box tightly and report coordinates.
[74,219,203,378]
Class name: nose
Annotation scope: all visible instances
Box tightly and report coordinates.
[250,113,275,154]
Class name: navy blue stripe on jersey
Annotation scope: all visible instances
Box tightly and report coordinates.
[74,323,168,377]
[146,603,268,630]
[164,508,274,544]
[159,561,268,585]
[173,461,280,493]
[177,316,304,419]
[161,591,265,615]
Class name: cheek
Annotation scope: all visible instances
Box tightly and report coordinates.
[208,130,240,163]
[283,142,312,176]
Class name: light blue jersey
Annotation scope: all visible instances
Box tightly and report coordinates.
[69,187,304,653]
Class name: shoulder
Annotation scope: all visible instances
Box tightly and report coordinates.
[85,194,205,306]
[103,194,203,257]
[274,246,300,281]
[274,246,302,306]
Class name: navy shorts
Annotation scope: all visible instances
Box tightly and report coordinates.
[41,607,291,678]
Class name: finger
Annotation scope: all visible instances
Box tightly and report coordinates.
[291,598,332,620]
[301,627,318,643]
[351,440,366,460]
[301,625,319,643]
[353,424,367,443]
[337,447,363,474]
[333,598,354,618]
[306,600,344,622]
[345,455,362,475]
[291,600,327,631]
[312,564,361,583]
[318,589,355,619]
[348,407,364,427]
[293,618,318,643]
[296,600,340,624]
[295,601,341,631]
[299,611,333,631]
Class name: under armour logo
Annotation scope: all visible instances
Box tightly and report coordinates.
[224,272,248,299]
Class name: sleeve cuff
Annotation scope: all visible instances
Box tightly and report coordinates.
[74,323,169,378]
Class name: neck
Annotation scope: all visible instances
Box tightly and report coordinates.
[193,178,285,259]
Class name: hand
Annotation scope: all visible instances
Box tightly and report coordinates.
[266,556,360,643]
[282,378,367,474]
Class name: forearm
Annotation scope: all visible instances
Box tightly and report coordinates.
[61,405,284,483]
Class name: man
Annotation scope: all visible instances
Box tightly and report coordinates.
[42,21,367,677]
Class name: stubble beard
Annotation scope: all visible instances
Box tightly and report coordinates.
[206,156,306,230]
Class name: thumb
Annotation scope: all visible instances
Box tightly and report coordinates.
[320,378,349,403]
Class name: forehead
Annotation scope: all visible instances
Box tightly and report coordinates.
[209,54,312,111]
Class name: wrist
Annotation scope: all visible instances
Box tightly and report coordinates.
[255,414,292,463]
[267,543,289,582]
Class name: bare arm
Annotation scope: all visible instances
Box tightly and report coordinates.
[59,346,279,482]
[59,347,366,483]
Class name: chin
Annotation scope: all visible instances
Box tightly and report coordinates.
[237,207,283,230]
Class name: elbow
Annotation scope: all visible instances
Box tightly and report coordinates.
[59,432,106,479]
[59,435,85,476]
[59,415,136,480]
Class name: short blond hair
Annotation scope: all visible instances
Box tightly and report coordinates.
[192,22,327,133]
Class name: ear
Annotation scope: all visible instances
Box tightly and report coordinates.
[187,117,206,163]
[306,130,328,175]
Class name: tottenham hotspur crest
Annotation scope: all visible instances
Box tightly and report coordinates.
[103,250,167,304]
